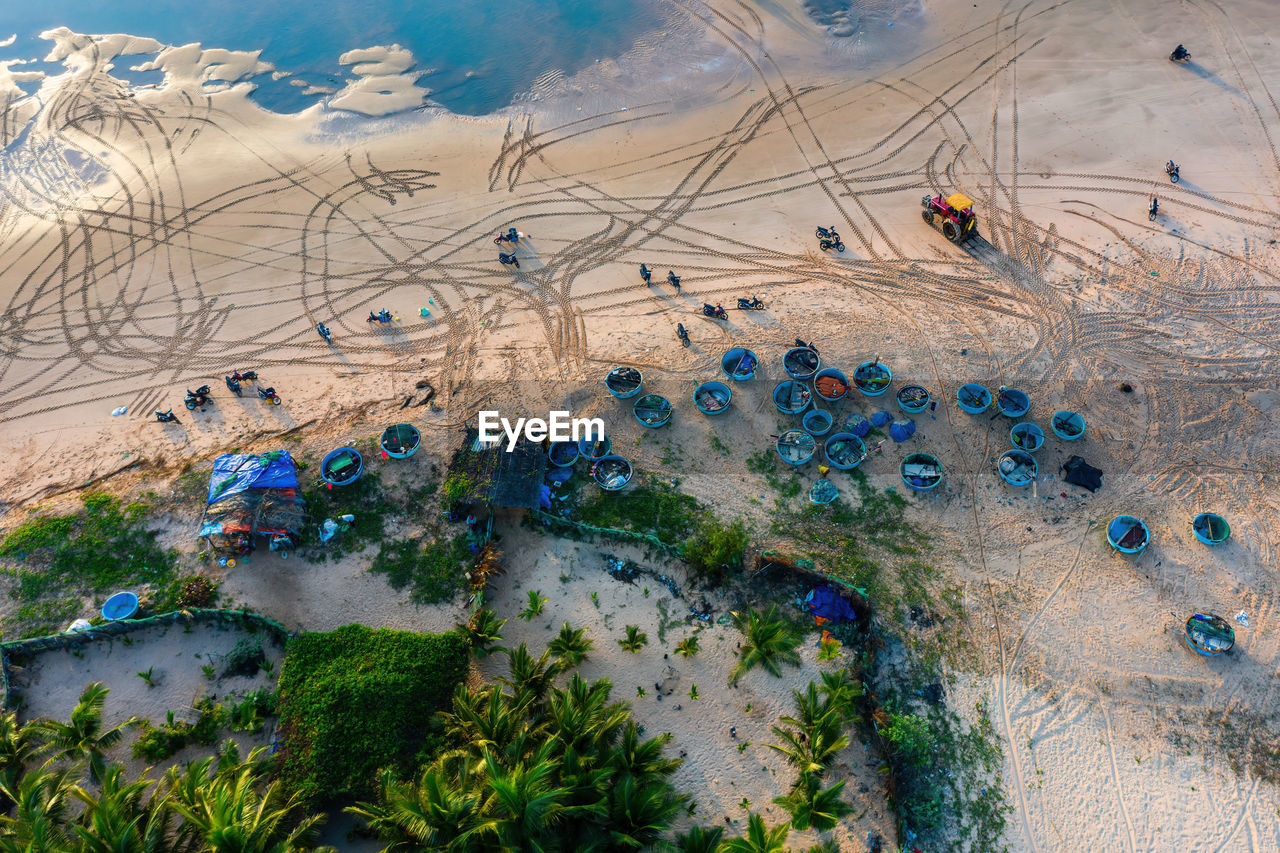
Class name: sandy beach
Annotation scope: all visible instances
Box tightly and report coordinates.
[3,0,1280,849]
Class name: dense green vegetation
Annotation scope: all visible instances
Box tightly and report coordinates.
[0,493,186,638]
[368,535,469,604]
[684,517,749,582]
[574,477,707,544]
[276,624,470,807]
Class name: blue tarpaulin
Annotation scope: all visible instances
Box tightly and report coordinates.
[207,452,298,504]
[889,418,916,443]
[538,484,553,510]
[805,585,857,623]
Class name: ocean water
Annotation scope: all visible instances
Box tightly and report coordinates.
[0,0,665,116]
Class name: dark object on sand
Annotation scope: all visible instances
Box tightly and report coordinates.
[1061,455,1102,492]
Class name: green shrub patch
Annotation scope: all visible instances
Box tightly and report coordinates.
[276,624,469,807]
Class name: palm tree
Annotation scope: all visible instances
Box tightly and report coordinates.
[617,626,647,653]
[817,670,861,724]
[483,746,585,850]
[69,763,169,853]
[604,773,687,850]
[767,717,849,778]
[0,710,42,810]
[459,608,507,659]
[346,764,492,852]
[548,622,593,668]
[440,684,533,762]
[544,675,628,758]
[674,824,723,853]
[500,644,561,704]
[674,636,699,658]
[164,747,325,853]
[730,607,802,685]
[772,775,851,832]
[35,683,139,784]
[718,812,791,853]
[0,765,77,853]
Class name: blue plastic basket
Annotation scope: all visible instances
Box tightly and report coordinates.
[901,453,943,491]
[896,384,930,413]
[823,433,866,470]
[101,592,139,621]
[1107,515,1150,554]
[775,430,816,466]
[694,381,732,415]
[1010,422,1044,452]
[957,383,991,414]
[853,361,892,396]
[1051,410,1086,440]
[721,348,758,381]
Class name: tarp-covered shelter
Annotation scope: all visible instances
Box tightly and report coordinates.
[199,451,305,555]
[450,429,548,511]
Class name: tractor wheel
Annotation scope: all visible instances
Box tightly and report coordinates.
[921,210,934,225]
[942,220,960,242]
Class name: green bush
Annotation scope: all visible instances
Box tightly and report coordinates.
[684,517,749,581]
[441,473,474,505]
[222,638,266,678]
[882,711,935,768]
[276,624,469,807]
[368,536,467,604]
[132,722,189,763]
[175,576,217,608]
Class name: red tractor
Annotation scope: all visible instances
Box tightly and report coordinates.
[921,193,978,243]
